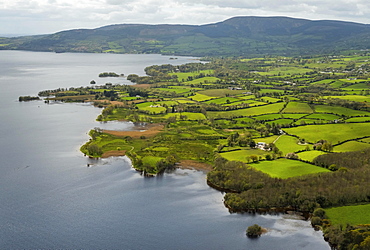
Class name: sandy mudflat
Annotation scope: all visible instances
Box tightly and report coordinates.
[103,124,164,138]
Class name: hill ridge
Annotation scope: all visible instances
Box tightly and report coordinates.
[2,16,370,56]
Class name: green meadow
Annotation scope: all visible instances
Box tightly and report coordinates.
[314,105,370,117]
[274,135,307,155]
[325,204,370,226]
[250,158,330,179]
[296,150,327,162]
[282,102,313,113]
[284,123,370,144]
[333,141,370,152]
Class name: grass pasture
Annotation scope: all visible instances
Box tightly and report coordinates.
[176,98,195,104]
[284,123,370,144]
[281,113,308,119]
[260,97,281,103]
[198,89,245,97]
[136,102,167,114]
[274,135,307,155]
[282,102,313,113]
[360,137,370,143]
[250,158,330,179]
[295,119,323,125]
[156,87,191,94]
[341,82,369,91]
[305,113,340,121]
[326,95,370,103]
[333,141,370,152]
[330,81,345,88]
[183,77,219,85]
[220,149,267,162]
[345,117,370,122]
[257,66,313,76]
[204,97,240,105]
[254,114,282,121]
[142,156,163,167]
[254,135,279,144]
[325,204,370,226]
[314,105,370,117]
[266,119,294,126]
[207,102,285,119]
[189,93,215,102]
[259,89,286,94]
[170,70,214,81]
[296,150,327,162]
[163,112,206,120]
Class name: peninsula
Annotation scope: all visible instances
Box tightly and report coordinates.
[32,52,370,248]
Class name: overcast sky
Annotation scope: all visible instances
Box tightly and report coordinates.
[1,0,370,36]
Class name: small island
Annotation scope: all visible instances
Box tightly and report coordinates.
[19,96,40,102]
[99,72,123,77]
[246,224,266,238]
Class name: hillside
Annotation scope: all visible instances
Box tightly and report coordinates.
[1,16,370,56]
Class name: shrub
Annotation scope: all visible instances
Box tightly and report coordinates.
[246,224,263,238]
[87,144,103,156]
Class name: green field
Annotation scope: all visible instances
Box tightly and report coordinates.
[345,117,370,122]
[184,77,219,85]
[220,149,267,162]
[326,95,370,103]
[250,158,330,179]
[189,93,215,102]
[142,156,163,167]
[330,81,345,88]
[157,87,191,94]
[254,114,282,120]
[333,141,370,152]
[305,113,340,120]
[325,204,370,225]
[282,102,313,113]
[360,137,370,143]
[162,112,206,120]
[341,82,369,91]
[204,97,240,105]
[257,66,313,76]
[176,98,196,104]
[260,97,281,103]
[170,70,214,81]
[274,135,307,155]
[314,105,370,117]
[281,113,308,119]
[284,123,370,144]
[199,89,245,97]
[259,89,286,94]
[296,150,327,162]
[136,102,167,114]
[207,102,285,119]
[254,135,279,144]
[266,119,294,126]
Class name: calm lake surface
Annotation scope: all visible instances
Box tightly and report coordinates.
[0,51,330,249]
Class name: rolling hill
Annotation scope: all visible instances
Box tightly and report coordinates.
[1,16,370,56]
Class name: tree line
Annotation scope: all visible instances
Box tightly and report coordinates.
[207,148,370,213]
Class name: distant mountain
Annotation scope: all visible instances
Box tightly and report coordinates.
[1,16,370,56]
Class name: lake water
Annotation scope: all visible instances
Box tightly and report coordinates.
[0,51,330,249]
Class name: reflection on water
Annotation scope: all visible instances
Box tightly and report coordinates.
[96,120,136,131]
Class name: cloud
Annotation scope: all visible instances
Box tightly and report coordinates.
[0,0,369,35]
